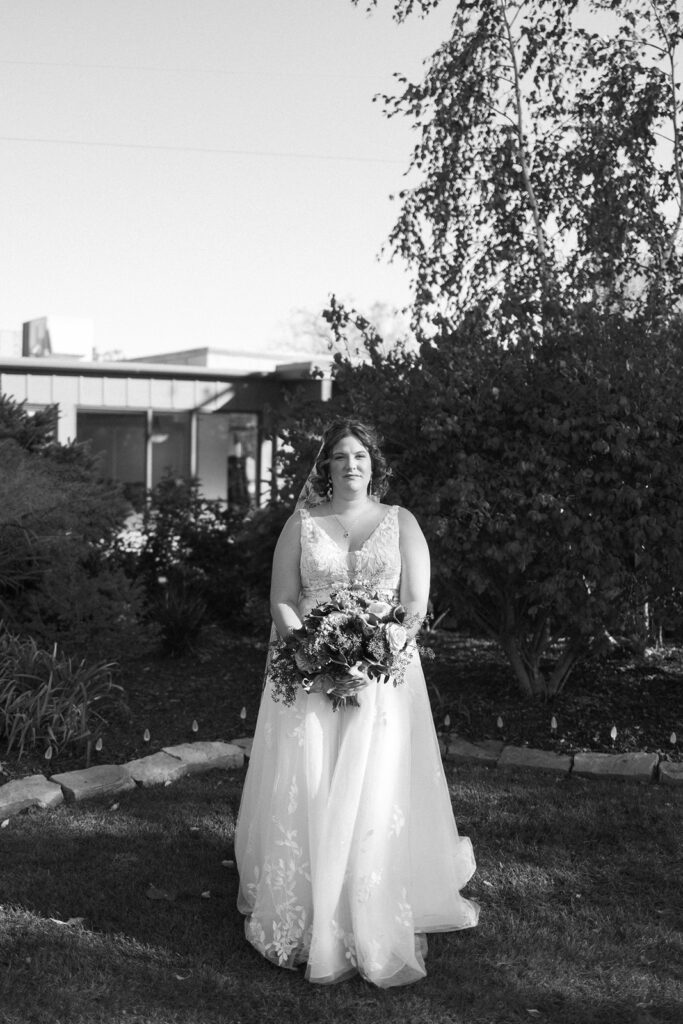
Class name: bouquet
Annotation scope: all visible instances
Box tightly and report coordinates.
[269,588,420,710]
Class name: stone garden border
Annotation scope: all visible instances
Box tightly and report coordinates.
[442,736,683,786]
[0,733,680,824]
[0,740,246,821]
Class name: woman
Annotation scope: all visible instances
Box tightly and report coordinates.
[235,420,478,987]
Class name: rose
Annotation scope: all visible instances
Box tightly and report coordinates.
[323,611,354,628]
[366,600,392,619]
[385,623,408,654]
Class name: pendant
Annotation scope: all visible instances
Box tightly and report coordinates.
[343,531,349,538]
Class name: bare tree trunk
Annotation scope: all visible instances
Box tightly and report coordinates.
[650,0,683,266]
[545,641,583,696]
[498,0,550,289]
[499,636,547,697]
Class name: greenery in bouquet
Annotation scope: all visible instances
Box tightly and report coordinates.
[268,588,426,710]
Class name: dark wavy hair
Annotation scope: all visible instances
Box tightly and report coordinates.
[308,419,391,500]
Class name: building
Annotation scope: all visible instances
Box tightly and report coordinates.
[0,330,332,510]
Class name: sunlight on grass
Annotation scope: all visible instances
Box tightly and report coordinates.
[0,767,681,1024]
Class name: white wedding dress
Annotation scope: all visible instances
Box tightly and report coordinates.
[235,505,479,987]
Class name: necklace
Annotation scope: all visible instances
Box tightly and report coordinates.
[330,502,371,539]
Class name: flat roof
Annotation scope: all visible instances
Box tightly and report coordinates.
[0,355,328,383]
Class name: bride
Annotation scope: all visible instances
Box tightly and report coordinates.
[234,419,479,987]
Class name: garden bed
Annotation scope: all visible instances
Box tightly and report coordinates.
[426,633,683,762]
[1,626,681,783]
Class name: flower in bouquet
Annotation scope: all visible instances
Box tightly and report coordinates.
[268,588,422,710]
[365,600,393,618]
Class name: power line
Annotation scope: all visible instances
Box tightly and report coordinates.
[0,58,392,81]
[0,133,405,164]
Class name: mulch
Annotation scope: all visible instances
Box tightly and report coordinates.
[1,624,681,783]
[426,633,682,761]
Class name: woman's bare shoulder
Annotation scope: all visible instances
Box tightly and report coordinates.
[278,509,305,537]
[396,505,427,539]
[307,502,333,520]
[395,504,418,525]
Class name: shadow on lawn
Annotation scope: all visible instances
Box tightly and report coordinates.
[0,769,681,1024]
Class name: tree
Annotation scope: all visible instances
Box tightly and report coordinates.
[356,0,683,338]
[274,1,683,695]
[313,304,683,697]
[263,1,683,693]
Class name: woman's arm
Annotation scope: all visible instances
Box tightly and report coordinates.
[397,506,431,639]
[270,511,304,639]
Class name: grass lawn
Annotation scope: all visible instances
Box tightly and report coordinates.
[1,627,682,1022]
[0,762,681,1024]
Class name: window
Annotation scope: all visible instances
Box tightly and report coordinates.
[77,408,258,509]
[149,412,190,489]
[78,411,146,509]
[197,412,259,507]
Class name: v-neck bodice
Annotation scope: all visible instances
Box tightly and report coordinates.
[299,505,401,610]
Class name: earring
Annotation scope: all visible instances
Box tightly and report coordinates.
[326,479,333,498]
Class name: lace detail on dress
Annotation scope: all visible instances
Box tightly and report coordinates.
[299,506,401,606]
[244,819,312,968]
[235,498,480,988]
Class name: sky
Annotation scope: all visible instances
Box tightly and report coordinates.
[0,0,455,359]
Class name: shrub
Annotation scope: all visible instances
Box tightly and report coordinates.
[227,503,292,631]
[16,541,154,661]
[112,474,291,639]
[0,397,150,661]
[280,307,683,698]
[0,627,124,761]
[151,570,208,656]
[118,475,239,625]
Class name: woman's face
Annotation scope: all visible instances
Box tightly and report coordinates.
[328,433,373,498]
